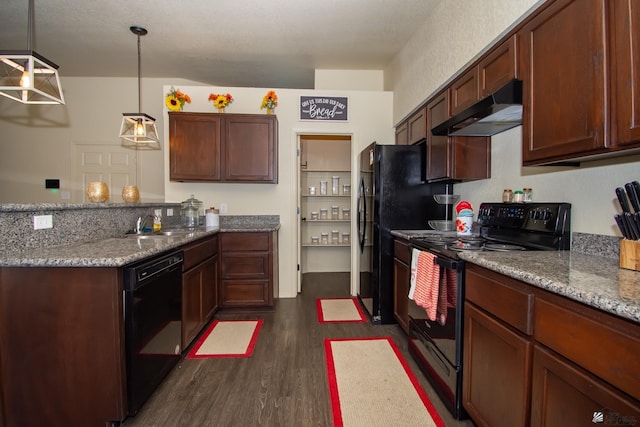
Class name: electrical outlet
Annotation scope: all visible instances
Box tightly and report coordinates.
[220,203,228,214]
[33,215,53,230]
[154,209,162,217]
[167,208,174,216]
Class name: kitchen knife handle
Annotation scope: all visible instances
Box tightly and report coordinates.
[616,187,631,213]
[632,181,640,209]
[625,183,640,212]
[615,214,629,239]
[625,212,639,240]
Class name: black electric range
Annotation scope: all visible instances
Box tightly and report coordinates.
[406,202,571,419]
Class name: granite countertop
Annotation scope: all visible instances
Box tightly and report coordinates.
[0,216,281,268]
[391,230,640,324]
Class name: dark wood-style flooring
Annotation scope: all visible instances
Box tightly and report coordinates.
[122,273,475,426]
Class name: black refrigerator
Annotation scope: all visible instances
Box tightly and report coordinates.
[357,142,448,324]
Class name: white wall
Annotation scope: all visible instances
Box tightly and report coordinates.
[162,85,394,298]
[454,127,640,236]
[0,76,199,203]
[315,70,384,91]
[386,0,542,123]
[384,0,640,238]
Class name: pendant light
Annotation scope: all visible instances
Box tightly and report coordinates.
[0,0,65,104]
[119,26,160,149]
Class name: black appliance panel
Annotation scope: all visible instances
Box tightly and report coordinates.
[124,250,183,416]
[357,141,447,324]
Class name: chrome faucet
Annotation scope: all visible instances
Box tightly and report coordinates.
[136,214,156,234]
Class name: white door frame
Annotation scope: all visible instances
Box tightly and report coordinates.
[294,130,357,296]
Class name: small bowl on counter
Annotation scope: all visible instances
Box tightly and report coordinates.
[433,194,460,205]
[428,220,456,232]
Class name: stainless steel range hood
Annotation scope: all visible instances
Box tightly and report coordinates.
[431,79,523,137]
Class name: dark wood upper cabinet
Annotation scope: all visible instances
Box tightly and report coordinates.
[450,68,479,116]
[611,0,640,147]
[479,35,518,98]
[169,112,278,183]
[519,0,608,165]
[395,120,409,145]
[426,90,451,181]
[169,112,222,181]
[407,106,428,145]
[427,90,490,182]
[224,114,278,182]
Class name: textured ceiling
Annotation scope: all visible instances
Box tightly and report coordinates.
[1,0,439,89]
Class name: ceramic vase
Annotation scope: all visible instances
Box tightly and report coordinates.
[121,185,140,202]
[86,182,109,202]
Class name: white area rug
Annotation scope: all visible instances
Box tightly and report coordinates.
[186,319,263,358]
[324,337,445,427]
[317,298,367,323]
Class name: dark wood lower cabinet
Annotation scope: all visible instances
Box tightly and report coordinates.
[219,231,278,308]
[531,346,640,427]
[0,267,127,427]
[182,235,219,349]
[464,264,640,427]
[463,302,532,427]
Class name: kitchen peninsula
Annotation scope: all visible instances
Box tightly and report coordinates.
[0,203,279,427]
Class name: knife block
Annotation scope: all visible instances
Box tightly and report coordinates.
[619,239,640,271]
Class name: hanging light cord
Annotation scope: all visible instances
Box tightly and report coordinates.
[136,31,142,114]
[27,0,33,51]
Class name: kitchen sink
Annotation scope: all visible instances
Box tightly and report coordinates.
[123,229,196,239]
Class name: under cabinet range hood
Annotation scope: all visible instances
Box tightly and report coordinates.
[431,79,523,137]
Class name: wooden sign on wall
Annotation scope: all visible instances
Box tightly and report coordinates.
[299,96,348,122]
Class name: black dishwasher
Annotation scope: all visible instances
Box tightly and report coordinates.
[123,250,183,415]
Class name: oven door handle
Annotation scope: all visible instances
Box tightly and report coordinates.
[434,256,460,270]
[409,244,461,270]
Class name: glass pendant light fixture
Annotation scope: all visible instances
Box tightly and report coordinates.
[0,0,65,104]
[119,26,160,149]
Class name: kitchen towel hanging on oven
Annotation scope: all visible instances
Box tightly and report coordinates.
[410,249,457,325]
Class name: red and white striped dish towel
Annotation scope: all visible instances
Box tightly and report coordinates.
[409,249,441,322]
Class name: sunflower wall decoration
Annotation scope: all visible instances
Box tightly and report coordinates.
[208,93,234,113]
[260,90,278,114]
[165,87,191,112]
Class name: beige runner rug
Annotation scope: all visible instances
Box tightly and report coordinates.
[325,337,445,427]
[317,298,367,323]
[187,319,263,359]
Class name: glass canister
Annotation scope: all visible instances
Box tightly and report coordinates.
[181,194,204,227]
[321,232,329,245]
[523,188,533,203]
[320,208,328,220]
[311,211,319,220]
[342,232,350,244]
[513,190,524,203]
[332,176,340,195]
[331,229,340,244]
[343,184,351,195]
[502,189,513,203]
[320,181,328,195]
[342,208,351,220]
[311,236,320,245]
[331,205,340,220]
